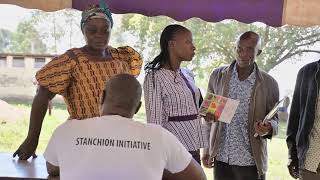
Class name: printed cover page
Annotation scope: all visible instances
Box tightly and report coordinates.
[199,93,239,123]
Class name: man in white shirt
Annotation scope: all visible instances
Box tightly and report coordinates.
[44,73,206,180]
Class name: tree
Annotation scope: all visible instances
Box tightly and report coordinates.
[119,15,320,82]
[185,20,320,75]
[62,9,81,48]
[0,29,12,53]
[30,11,68,54]
[119,15,174,58]
[9,20,47,54]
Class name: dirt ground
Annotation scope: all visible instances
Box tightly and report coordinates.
[0,99,26,124]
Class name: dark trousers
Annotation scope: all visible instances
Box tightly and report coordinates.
[300,167,320,180]
[214,160,265,180]
[189,150,201,165]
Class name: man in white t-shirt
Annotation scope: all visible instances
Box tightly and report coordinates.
[44,74,206,180]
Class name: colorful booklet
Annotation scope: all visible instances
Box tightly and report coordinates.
[199,93,239,124]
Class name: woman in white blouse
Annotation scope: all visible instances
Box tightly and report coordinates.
[144,24,207,164]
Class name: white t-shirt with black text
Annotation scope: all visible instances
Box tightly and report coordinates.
[44,115,192,180]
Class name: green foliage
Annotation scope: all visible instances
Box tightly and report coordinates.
[0,104,68,153]
[119,14,174,56]
[29,11,67,54]
[8,20,47,54]
[119,15,320,87]
[3,9,83,55]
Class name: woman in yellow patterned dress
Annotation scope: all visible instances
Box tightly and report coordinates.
[13,2,143,160]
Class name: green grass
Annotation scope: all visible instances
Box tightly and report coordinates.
[0,104,68,153]
[0,104,294,179]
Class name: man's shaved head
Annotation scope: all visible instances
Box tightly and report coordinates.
[235,31,262,68]
[101,74,142,117]
[236,31,261,51]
